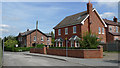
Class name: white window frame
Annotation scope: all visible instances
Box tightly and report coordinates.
[102,27,104,34]
[75,41,79,47]
[60,42,63,47]
[116,26,118,33]
[73,26,76,33]
[65,28,68,35]
[41,36,44,41]
[56,42,58,47]
[58,29,61,35]
[34,36,36,41]
[71,41,74,47]
[98,27,101,34]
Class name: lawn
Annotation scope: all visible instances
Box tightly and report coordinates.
[0,45,2,68]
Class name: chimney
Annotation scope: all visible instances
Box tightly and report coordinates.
[87,0,93,14]
[113,16,117,22]
[27,29,29,31]
[87,0,93,32]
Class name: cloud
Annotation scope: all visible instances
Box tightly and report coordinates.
[0,24,10,28]
[100,12,115,19]
[0,28,9,32]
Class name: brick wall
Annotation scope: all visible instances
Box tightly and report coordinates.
[30,46,103,58]
[30,48,44,54]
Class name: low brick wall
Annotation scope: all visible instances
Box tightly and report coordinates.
[30,46,103,58]
[30,48,44,54]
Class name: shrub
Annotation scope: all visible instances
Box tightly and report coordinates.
[36,44,45,48]
[80,32,101,49]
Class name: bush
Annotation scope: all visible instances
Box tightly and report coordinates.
[36,44,45,48]
[80,32,101,49]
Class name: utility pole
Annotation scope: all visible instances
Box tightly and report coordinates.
[36,20,38,46]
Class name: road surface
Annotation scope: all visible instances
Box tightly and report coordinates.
[3,52,83,66]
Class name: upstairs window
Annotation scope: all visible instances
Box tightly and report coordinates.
[34,36,36,41]
[98,27,101,34]
[19,37,22,41]
[109,27,112,32]
[47,37,49,41]
[102,27,104,34]
[116,26,118,33]
[58,29,61,35]
[41,36,44,41]
[65,28,68,35]
[73,26,76,33]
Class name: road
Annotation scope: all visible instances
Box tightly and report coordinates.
[3,52,83,66]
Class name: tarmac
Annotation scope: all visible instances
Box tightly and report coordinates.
[24,52,119,66]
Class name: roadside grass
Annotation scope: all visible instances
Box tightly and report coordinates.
[0,45,2,68]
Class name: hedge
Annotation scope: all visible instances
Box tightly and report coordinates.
[49,47,98,49]
[4,46,34,52]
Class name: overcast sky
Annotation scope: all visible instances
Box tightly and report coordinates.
[0,1,119,38]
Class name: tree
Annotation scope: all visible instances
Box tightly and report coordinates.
[0,37,2,45]
[4,39,18,47]
[80,32,101,49]
[6,35,16,40]
[50,31,55,46]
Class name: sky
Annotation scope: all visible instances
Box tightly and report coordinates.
[0,1,119,38]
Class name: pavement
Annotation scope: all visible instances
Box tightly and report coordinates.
[24,52,119,66]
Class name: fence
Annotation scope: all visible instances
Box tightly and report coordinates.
[106,40,120,51]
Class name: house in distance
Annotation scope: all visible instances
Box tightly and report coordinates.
[53,1,120,47]
[17,21,52,47]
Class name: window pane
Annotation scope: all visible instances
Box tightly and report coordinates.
[73,26,76,33]
[65,28,68,34]
[58,29,61,35]
[116,26,118,33]
[102,28,104,34]
[99,27,101,34]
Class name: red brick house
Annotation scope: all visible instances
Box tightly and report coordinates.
[103,17,120,42]
[17,29,52,47]
[53,2,120,47]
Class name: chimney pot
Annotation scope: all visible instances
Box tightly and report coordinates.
[113,16,117,22]
[27,29,29,31]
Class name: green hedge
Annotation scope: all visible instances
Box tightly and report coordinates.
[49,47,97,49]
[4,46,34,52]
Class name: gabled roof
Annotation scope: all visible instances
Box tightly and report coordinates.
[109,32,120,36]
[53,11,88,29]
[19,29,51,37]
[55,37,64,42]
[103,19,120,26]
[53,8,108,29]
[69,35,81,41]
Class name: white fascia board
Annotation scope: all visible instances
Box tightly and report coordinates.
[92,8,107,27]
[81,14,89,24]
